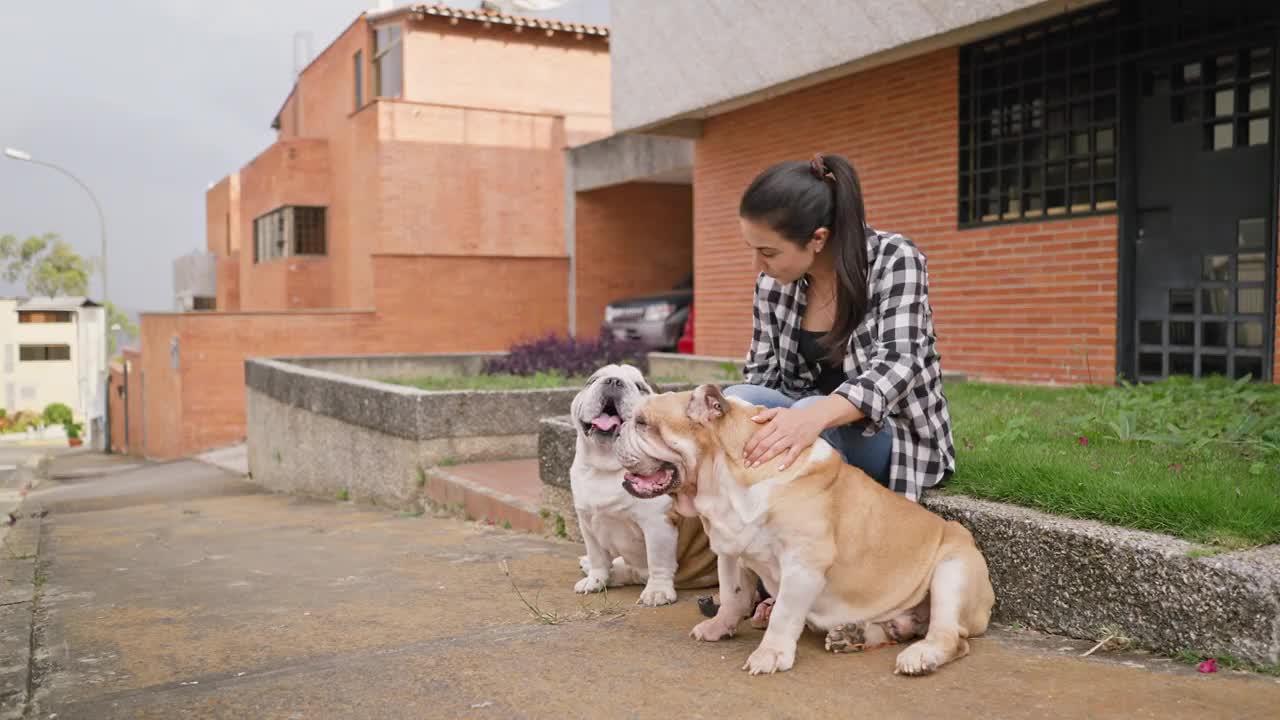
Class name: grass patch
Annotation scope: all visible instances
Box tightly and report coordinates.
[382,372,725,392]
[1173,649,1280,676]
[384,372,587,391]
[945,375,1280,548]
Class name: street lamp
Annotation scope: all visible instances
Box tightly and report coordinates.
[3,147,108,305]
[5,146,111,451]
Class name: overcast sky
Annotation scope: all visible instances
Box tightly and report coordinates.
[0,0,610,313]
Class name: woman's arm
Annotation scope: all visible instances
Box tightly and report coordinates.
[742,272,779,384]
[744,242,932,469]
[832,244,932,425]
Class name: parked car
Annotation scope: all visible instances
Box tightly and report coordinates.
[601,273,692,352]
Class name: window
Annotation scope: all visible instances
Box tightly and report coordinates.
[354,50,364,109]
[253,206,328,263]
[18,311,72,323]
[373,24,403,98]
[20,344,71,362]
[192,297,217,311]
[293,207,327,255]
[959,4,1120,225]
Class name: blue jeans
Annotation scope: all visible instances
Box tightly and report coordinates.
[723,384,893,490]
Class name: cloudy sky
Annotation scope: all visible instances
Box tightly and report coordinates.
[0,0,610,314]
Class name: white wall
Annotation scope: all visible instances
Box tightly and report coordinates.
[609,0,1097,132]
[0,302,105,432]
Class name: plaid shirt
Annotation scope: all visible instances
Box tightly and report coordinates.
[742,228,955,501]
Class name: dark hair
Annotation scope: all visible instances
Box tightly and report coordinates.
[739,152,869,364]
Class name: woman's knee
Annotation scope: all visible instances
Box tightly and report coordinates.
[722,384,792,408]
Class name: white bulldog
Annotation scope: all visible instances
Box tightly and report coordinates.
[569,364,716,606]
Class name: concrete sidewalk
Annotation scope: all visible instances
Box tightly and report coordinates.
[4,458,1278,719]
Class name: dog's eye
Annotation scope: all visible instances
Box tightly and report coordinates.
[635,382,652,395]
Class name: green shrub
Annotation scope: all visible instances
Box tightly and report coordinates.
[43,402,73,426]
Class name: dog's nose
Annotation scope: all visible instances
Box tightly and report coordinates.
[604,377,622,387]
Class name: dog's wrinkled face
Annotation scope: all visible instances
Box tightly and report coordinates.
[617,384,728,499]
[570,364,654,444]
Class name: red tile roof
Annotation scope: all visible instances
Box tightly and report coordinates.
[407,4,608,37]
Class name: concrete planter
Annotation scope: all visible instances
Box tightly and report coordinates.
[244,355,690,512]
[537,414,1280,667]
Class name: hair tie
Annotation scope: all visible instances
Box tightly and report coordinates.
[809,153,836,184]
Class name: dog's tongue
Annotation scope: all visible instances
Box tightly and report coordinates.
[591,414,621,432]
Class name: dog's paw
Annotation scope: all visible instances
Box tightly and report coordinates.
[578,555,590,576]
[894,642,944,676]
[743,644,795,675]
[824,623,869,653]
[637,581,677,607]
[574,573,607,594]
[690,617,738,642]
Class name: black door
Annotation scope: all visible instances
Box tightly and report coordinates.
[1130,43,1275,381]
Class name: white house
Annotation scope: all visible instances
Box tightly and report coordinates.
[0,296,107,445]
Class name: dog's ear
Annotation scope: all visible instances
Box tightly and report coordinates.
[686,384,727,424]
[637,374,656,395]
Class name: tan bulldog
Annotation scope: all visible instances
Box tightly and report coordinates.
[616,384,995,676]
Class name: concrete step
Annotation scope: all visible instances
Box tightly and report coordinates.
[422,459,546,533]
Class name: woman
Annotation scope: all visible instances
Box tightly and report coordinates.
[698,152,956,623]
[729,152,954,499]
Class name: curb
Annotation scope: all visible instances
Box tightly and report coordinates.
[537,414,1280,667]
[921,493,1280,667]
[422,467,545,533]
[0,501,43,719]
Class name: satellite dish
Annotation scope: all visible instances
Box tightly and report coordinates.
[481,0,574,13]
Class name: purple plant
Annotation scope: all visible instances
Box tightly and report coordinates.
[483,331,648,377]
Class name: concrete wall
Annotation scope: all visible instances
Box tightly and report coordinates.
[609,0,1094,133]
[244,358,586,506]
[692,46,1119,385]
[288,352,505,380]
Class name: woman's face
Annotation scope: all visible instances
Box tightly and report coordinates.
[739,217,825,284]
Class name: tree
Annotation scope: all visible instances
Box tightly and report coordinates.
[105,302,138,357]
[1,231,137,356]
[1,232,94,296]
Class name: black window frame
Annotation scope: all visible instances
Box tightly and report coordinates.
[958,3,1122,228]
[252,206,328,264]
[19,344,71,362]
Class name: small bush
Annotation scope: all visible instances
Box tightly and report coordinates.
[43,402,73,426]
[483,331,647,377]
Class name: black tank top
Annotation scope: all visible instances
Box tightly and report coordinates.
[797,328,847,395]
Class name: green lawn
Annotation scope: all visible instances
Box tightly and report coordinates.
[945,376,1280,549]
[383,372,591,391]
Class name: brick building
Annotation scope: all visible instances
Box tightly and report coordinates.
[587,0,1278,386]
[119,4,616,459]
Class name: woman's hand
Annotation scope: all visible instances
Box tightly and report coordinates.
[742,405,828,471]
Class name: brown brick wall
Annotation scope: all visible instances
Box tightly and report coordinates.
[370,254,569,349]
[135,253,568,459]
[205,176,239,256]
[694,47,1119,385]
[217,253,241,311]
[574,182,693,336]
[403,17,611,146]
[237,138,334,310]
[376,102,567,257]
